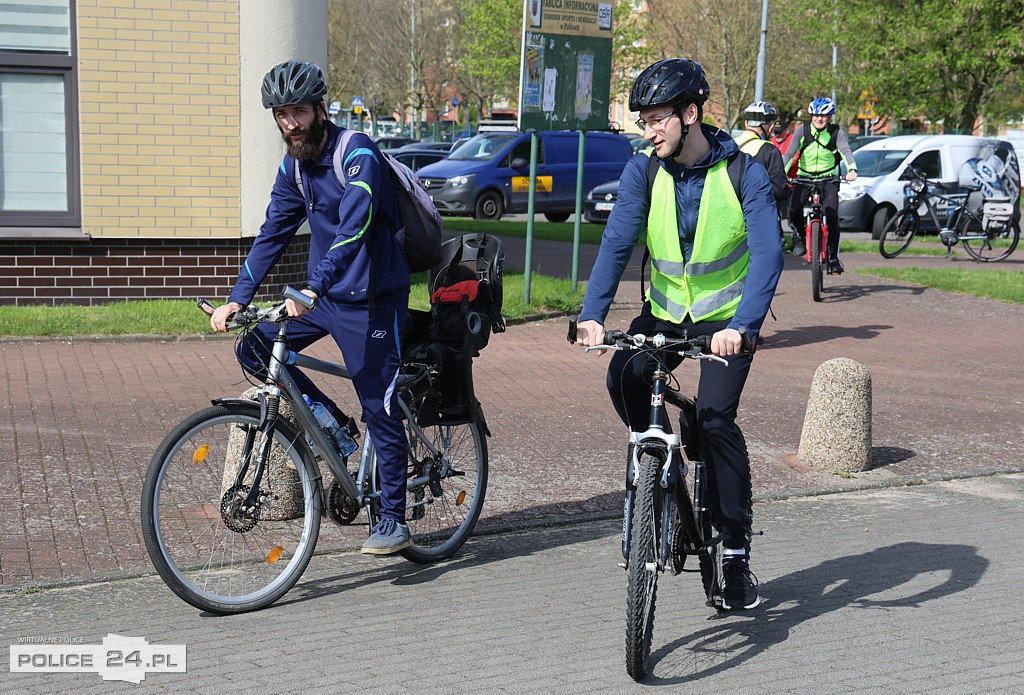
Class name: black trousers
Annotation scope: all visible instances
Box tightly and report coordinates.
[793,178,842,259]
[606,303,754,550]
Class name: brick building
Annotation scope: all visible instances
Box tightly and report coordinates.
[0,0,327,305]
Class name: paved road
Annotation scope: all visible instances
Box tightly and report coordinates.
[4,474,1023,692]
[2,235,1023,690]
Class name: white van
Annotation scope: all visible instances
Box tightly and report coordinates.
[838,135,1021,238]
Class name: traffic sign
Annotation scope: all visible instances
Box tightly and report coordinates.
[328,100,341,115]
[451,96,459,108]
[858,103,877,120]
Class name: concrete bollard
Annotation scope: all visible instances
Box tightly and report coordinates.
[798,357,872,473]
[221,387,305,520]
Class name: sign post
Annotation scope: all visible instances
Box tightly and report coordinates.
[517,0,614,302]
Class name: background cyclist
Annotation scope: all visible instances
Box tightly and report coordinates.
[734,101,789,246]
[575,58,783,611]
[783,97,858,273]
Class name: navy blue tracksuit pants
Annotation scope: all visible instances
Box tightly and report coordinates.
[606,302,754,551]
[237,295,409,522]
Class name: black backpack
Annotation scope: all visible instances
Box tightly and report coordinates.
[428,233,505,350]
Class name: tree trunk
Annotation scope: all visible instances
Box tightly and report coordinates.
[957,77,986,135]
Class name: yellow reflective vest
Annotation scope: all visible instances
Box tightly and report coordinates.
[646,158,748,323]
[734,130,769,157]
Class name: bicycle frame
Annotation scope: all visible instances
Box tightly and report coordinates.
[226,315,441,517]
[794,177,835,263]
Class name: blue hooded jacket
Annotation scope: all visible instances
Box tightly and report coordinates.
[579,124,783,340]
[229,122,407,306]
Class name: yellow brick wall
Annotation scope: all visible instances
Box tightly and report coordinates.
[77,0,240,238]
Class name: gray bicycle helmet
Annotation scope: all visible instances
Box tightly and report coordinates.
[629,58,709,112]
[261,60,327,109]
[743,101,778,126]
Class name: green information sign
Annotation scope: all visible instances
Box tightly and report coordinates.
[518,0,614,132]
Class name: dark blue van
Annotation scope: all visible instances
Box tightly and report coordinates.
[415,130,632,221]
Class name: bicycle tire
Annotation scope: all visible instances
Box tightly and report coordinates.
[398,419,488,563]
[961,221,1020,262]
[879,209,918,258]
[626,452,662,681]
[810,220,823,302]
[141,403,322,614]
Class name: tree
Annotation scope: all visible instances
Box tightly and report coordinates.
[792,0,1024,133]
[454,0,521,118]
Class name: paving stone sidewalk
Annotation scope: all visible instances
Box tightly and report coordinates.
[4,475,1024,693]
[1,241,1022,586]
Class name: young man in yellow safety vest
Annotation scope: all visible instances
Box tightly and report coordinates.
[575,58,784,611]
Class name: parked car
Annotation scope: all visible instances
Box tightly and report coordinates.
[838,134,1021,238]
[414,130,632,221]
[374,136,418,150]
[629,136,649,154]
[383,147,447,172]
[848,135,888,151]
[583,179,620,223]
[401,141,453,152]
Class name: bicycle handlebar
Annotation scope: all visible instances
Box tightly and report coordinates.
[790,175,842,186]
[567,314,751,359]
[197,286,313,330]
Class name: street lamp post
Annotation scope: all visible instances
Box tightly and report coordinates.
[409,0,416,139]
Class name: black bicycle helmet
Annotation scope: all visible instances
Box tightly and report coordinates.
[261,60,327,109]
[629,58,709,112]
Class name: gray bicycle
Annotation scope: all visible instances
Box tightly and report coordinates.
[141,287,488,614]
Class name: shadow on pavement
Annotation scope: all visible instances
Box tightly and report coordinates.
[263,495,624,611]
[648,541,987,685]
[871,446,917,466]
[820,283,928,303]
[759,324,892,349]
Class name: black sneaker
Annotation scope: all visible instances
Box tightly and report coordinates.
[828,258,845,275]
[792,243,806,257]
[722,555,761,610]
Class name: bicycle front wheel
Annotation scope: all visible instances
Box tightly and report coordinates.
[810,220,823,302]
[879,210,918,258]
[141,403,322,614]
[399,419,488,564]
[626,452,663,681]
[961,221,1019,262]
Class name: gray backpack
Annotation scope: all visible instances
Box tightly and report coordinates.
[293,129,444,273]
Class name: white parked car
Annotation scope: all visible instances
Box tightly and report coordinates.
[838,135,1021,238]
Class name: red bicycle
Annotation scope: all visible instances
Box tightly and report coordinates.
[792,176,840,302]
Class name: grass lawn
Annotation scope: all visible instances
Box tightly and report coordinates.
[0,271,583,338]
[854,266,1024,304]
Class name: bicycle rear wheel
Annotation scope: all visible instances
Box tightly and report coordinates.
[879,210,918,258]
[961,221,1019,262]
[810,220,823,302]
[397,418,488,564]
[141,403,322,614]
[626,452,663,681]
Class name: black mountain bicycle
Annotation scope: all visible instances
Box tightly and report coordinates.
[880,164,1020,262]
[568,316,750,681]
[141,287,488,614]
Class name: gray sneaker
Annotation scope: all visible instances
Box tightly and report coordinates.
[361,518,411,555]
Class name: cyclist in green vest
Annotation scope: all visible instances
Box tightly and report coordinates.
[735,101,788,248]
[783,97,858,272]
[575,58,784,611]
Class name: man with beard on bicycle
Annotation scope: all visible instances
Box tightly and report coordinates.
[209,60,414,555]
[575,58,783,610]
[783,97,858,272]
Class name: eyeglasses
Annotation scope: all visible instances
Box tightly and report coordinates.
[635,112,677,131]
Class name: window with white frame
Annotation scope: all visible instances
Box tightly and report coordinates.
[0,0,79,227]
